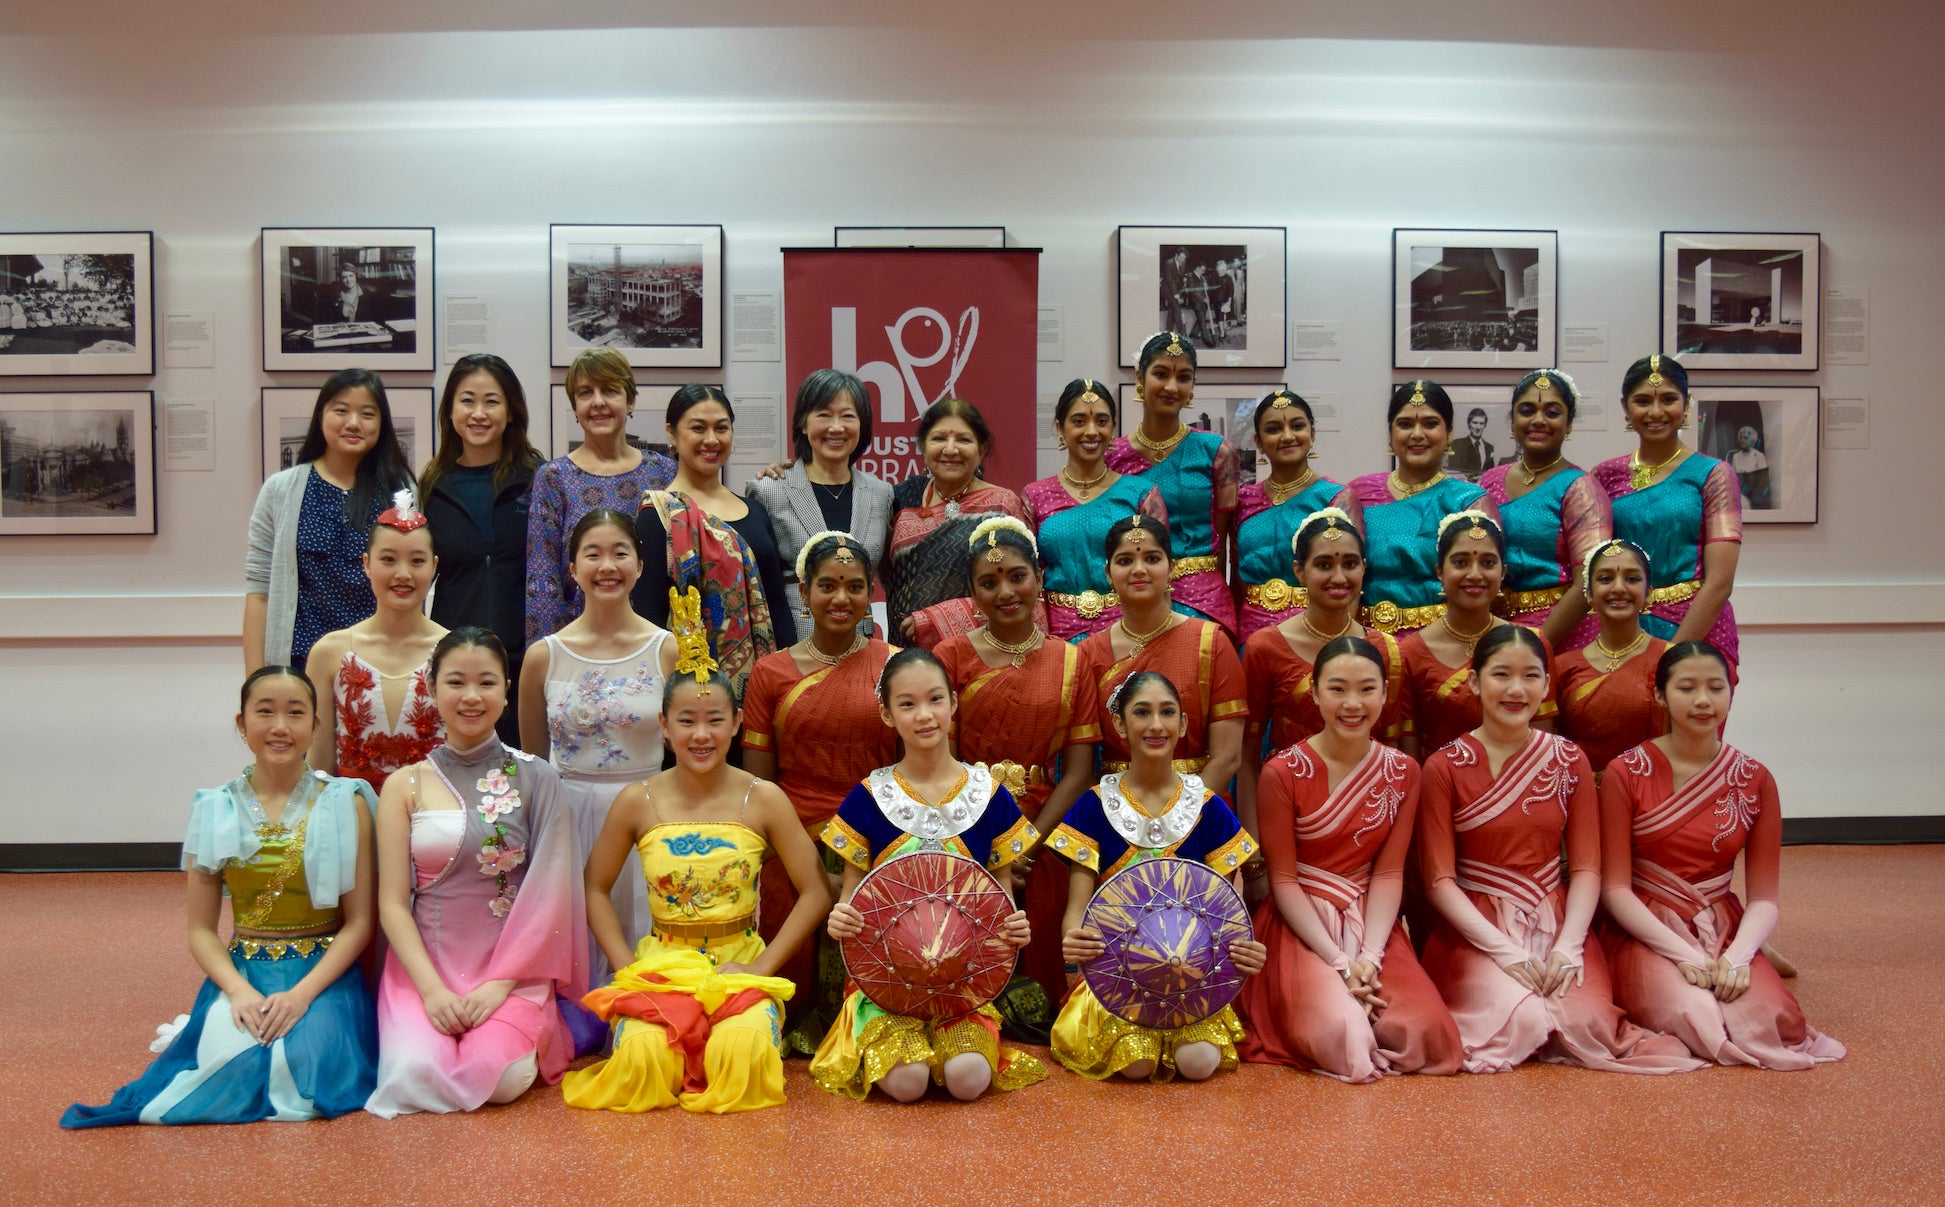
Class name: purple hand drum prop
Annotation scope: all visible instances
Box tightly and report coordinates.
[1081,856,1253,1030]
[842,850,1018,1021]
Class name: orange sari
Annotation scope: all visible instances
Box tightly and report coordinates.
[1077,618,1247,772]
[1398,628,1558,758]
[1555,639,1669,775]
[1243,625,1405,755]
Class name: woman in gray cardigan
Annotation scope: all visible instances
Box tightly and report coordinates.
[244,369,414,672]
[747,369,893,635]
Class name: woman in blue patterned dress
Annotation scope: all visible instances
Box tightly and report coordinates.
[1233,389,1360,642]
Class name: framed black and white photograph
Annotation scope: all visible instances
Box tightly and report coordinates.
[1692,386,1819,523]
[260,227,434,372]
[1117,381,1284,481]
[548,382,705,460]
[834,227,1007,248]
[259,386,435,482]
[1393,229,1557,370]
[550,224,724,369]
[1117,226,1287,369]
[0,232,154,377]
[1661,232,1820,371]
[0,392,155,535]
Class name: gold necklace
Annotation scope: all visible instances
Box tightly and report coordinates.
[804,631,865,666]
[1117,613,1178,655]
[1629,446,1686,491]
[1519,454,1566,486]
[982,626,1044,669]
[1593,629,1648,672]
[1388,469,1446,498]
[1059,464,1109,501]
[1441,612,1496,655]
[1263,467,1318,505]
[1301,611,1355,643]
[1132,422,1189,460]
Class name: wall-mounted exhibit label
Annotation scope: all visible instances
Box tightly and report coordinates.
[162,310,214,368]
[164,398,214,471]
[1305,390,1343,432]
[1561,322,1608,362]
[1825,289,1869,365]
[1825,395,1869,449]
[1038,304,1064,362]
[731,292,781,361]
[443,293,493,362]
[1290,320,1341,361]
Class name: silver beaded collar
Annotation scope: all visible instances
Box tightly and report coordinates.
[868,763,993,849]
[1097,772,1207,850]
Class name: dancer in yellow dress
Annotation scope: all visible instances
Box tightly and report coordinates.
[562,588,832,1114]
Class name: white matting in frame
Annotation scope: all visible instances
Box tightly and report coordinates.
[0,232,154,377]
[260,227,436,372]
[1117,381,1284,482]
[551,224,724,369]
[1117,226,1287,369]
[1393,228,1557,371]
[834,227,1007,248]
[1692,385,1819,524]
[548,382,714,461]
[0,391,155,535]
[259,385,436,482]
[1661,232,1821,372]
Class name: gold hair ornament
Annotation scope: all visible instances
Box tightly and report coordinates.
[1436,509,1499,543]
[1647,355,1664,388]
[1409,381,1427,405]
[966,515,1037,564]
[1164,332,1186,358]
[1291,506,1356,555]
[793,529,863,585]
[667,586,720,693]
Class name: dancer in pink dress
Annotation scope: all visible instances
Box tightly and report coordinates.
[1418,626,1701,1074]
[1598,641,1844,1069]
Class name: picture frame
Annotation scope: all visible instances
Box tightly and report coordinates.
[1691,385,1820,523]
[1117,225,1287,369]
[1117,381,1285,482]
[834,227,1007,248]
[548,382,713,460]
[1661,232,1821,371]
[260,227,435,372]
[0,391,156,535]
[0,232,154,377]
[1393,229,1557,370]
[259,385,436,482]
[550,224,724,369]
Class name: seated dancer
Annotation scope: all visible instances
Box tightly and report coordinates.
[63,667,378,1127]
[1598,641,1845,1070]
[811,648,1046,1102]
[365,628,587,1117]
[563,595,832,1113]
[1418,627,1702,1074]
[1235,636,1463,1081]
[1050,671,1265,1082]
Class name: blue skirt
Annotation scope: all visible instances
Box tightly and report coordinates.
[61,936,377,1128]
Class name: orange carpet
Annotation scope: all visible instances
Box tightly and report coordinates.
[6,846,1941,1205]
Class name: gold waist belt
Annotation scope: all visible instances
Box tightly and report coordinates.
[1244,579,1310,612]
[653,913,758,942]
[987,760,1049,796]
[1360,600,1447,633]
[1648,579,1703,606]
[1497,583,1567,615]
[230,932,338,961]
[1171,556,1220,579]
[1046,588,1119,619]
[1100,755,1210,775]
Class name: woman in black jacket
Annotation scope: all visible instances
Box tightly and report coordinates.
[419,353,543,744]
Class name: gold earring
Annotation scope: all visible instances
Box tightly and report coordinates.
[1056,437,1068,451]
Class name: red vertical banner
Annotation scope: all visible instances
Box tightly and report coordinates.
[783,248,1040,488]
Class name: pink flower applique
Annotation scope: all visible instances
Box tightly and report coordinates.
[477,843,526,876]
[488,894,513,918]
[477,769,511,796]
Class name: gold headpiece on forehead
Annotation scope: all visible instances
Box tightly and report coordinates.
[794,529,862,584]
[1164,332,1186,358]
[1409,381,1427,406]
[1077,378,1106,407]
[668,586,720,694]
[1534,373,1553,392]
[1437,509,1497,543]
[966,515,1038,565]
[1647,354,1664,387]
[1467,516,1489,539]
[1267,393,1297,409]
[985,530,1005,564]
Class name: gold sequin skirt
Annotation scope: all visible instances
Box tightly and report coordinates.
[809,989,1048,1099]
[1051,982,1244,1081]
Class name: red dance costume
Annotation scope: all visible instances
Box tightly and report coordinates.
[334,651,442,793]
[1397,628,1557,757]
[1242,625,1404,755]
[1553,640,1669,775]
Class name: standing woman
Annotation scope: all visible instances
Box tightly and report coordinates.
[419,354,542,745]
[518,508,677,987]
[1477,371,1612,651]
[304,493,446,794]
[1593,355,1744,666]
[1598,642,1843,1068]
[886,398,1032,648]
[1103,332,1242,637]
[635,385,792,702]
[741,531,899,1052]
[1418,628,1702,1074]
[1021,378,1167,641]
[1554,540,1669,773]
[1078,514,1246,794]
[1235,636,1463,1081]
[935,517,1101,1002]
[1397,511,1557,761]
[365,628,587,1117]
[245,368,414,672]
[1343,381,1501,638]
[62,667,379,1127]
[746,369,894,637]
[1239,510,1403,838]
[525,348,677,646]
[1233,390,1359,642]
